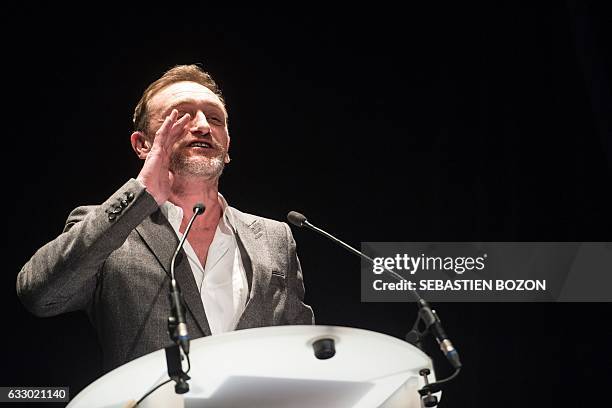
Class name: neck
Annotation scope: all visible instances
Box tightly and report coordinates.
[168,175,223,233]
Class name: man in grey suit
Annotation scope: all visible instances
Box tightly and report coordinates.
[16,65,315,372]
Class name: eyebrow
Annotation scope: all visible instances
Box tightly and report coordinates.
[164,98,227,116]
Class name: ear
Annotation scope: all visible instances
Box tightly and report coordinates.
[224,133,231,164]
[130,131,152,159]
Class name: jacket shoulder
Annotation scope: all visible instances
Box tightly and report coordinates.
[228,207,292,237]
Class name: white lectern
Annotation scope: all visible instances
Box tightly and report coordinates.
[67,325,439,407]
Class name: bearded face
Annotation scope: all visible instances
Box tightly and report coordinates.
[145,81,231,181]
[169,137,228,180]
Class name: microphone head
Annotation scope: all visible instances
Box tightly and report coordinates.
[287,211,307,227]
[193,203,205,214]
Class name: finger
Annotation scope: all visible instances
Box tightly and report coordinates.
[169,108,179,121]
[153,111,183,152]
[165,113,191,143]
[155,109,179,140]
[173,113,191,132]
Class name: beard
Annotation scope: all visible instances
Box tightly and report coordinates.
[169,147,227,180]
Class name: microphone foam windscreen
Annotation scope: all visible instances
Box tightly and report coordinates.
[287,211,307,227]
[193,203,206,214]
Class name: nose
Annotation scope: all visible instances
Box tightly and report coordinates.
[190,111,210,135]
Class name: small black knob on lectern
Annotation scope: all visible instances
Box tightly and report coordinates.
[313,338,336,360]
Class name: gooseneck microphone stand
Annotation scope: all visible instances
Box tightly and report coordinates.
[167,202,205,393]
[135,203,205,407]
[287,211,462,407]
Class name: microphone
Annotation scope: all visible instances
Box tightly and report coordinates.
[417,300,461,370]
[286,211,461,370]
[286,211,307,227]
[287,211,379,266]
[169,203,205,355]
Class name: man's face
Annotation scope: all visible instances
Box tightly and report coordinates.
[147,81,230,179]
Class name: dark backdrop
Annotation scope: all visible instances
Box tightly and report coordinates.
[3,3,612,407]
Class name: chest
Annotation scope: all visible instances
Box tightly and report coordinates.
[186,230,217,267]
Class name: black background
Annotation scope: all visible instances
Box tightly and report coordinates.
[3,3,612,407]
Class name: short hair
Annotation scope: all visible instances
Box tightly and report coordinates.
[132,64,225,133]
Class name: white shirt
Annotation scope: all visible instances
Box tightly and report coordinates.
[160,195,248,335]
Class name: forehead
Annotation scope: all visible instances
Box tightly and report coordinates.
[148,81,225,115]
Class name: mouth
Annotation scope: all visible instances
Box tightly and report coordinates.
[188,141,213,149]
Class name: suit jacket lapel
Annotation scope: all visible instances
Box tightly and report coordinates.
[231,209,272,330]
[135,209,211,336]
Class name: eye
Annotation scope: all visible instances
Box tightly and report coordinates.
[204,113,225,125]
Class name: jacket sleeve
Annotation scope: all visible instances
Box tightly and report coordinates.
[282,222,315,325]
[16,179,159,317]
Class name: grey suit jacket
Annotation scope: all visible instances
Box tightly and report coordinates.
[17,179,314,372]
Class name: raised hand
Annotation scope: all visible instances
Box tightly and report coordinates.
[136,109,191,205]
